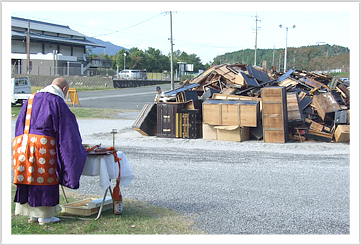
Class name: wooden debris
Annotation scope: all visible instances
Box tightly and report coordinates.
[334,124,350,142]
[202,99,260,127]
[312,92,342,121]
[133,62,350,144]
[261,87,289,143]
[305,129,333,143]
[287,92,303,124]
[132,103,157,136]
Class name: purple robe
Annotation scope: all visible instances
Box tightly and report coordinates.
[14,92,87,207]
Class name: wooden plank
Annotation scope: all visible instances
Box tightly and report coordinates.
[278,78,298,89]
[299,77,324,89]
[298,91,307,101]
[305,129,333,142]
[305,118,330,132]
[234,74,246,86]
[132,103,157,136]
[212,93,262,102]
[220,87,236,95]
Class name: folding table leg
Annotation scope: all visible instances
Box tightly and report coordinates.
[61,185,68,204]
[94,186,113,220]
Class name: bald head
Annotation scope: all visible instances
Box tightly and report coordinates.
[52,77,69,96]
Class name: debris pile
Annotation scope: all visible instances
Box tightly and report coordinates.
[133,63,350,143]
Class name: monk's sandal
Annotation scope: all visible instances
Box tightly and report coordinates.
[38,217,60,225]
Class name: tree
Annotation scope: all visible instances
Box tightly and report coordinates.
[172,50,206,73]
[112,49,128,70]
[128,47,146,69]
[296,46,323,71]
[145,47,169,72]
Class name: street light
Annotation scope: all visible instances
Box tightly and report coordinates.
[123,53,126,70]
[279,24,296,72]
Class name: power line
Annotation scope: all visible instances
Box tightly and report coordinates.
[91,12,165,38]
[12,12,165,39]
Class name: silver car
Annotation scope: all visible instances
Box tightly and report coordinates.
[119,69,147,80]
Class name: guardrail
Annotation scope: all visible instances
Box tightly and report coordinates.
[113,79,171,88]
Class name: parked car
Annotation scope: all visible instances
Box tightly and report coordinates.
[339,77,350,87]
[119,69,147,80]
[11,77,32,106]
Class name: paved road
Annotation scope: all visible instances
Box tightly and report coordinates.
[77,84,174,110]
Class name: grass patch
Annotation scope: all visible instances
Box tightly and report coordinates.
[11,105,130,119]
[11,185,204,235]
[68,107,130,119]
[11,105,22,119]
[330,72,349,78]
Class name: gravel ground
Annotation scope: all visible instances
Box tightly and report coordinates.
[10,112,351,235]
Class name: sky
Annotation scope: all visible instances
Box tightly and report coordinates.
[4,1,358,65]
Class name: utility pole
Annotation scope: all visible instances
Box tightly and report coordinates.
[279,24,296,72]
[26,20,30,75]
[253,14,261,67]
[279,52,281,72]
[169,11,174,90]
[272,45,275,67]
[123,53,126,70]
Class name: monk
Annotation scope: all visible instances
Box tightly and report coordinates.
[13,77,87,225]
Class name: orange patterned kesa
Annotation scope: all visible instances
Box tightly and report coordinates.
[12,94,59,185]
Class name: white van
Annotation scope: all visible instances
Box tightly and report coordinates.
[11,77,32,105]
[119,69,147,80]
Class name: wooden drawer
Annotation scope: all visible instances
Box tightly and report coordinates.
[202,99,260,127]
[312,92,341,121]
[181,109,201,139]
[261,87,288,143]
[157,102,184,138]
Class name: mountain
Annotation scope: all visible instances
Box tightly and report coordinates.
[213,44,350,72]
[86,37,128,56]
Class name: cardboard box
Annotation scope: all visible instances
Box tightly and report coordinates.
[214,126,249,142]
[202,123,217,140]
[334,125,350,142]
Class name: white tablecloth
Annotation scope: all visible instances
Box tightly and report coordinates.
[82,151,134,192]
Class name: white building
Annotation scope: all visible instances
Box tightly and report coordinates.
[11,16,105,76]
